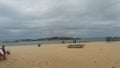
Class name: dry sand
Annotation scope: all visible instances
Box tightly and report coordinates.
[1,42,120,68]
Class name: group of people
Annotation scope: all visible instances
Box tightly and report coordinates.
[0,45,6,60]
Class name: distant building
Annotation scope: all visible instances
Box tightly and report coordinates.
[112,37,120,41]
[106,37,120,42]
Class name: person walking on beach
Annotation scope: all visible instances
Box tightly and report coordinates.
[62,40,65,44]
[38,43,41,47]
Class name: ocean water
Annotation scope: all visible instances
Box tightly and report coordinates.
[0,37,106,46]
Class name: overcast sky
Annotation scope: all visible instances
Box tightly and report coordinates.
[0,0,120,40]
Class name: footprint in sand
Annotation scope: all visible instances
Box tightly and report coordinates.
[115,62,118,64]
[46,61,48,65]
[38,61,43,68]
[112,66,115,68]
[56,66,58,68]
[94,61,96,63]
[38,62,43,64]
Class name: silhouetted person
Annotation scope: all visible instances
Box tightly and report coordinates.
[62,40,65,44]
[1,45,6,55]
[38,43,41,47]
[0,45,6,59]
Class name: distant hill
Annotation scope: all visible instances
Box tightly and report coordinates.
[2,37,77,43]
[41,37,75,40]
[20,37,75,41]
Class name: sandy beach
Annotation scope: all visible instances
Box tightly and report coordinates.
[1,42,120,68]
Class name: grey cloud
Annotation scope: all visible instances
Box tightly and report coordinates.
[0,0,120,40]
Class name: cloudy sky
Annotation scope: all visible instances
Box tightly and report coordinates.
[0,0,120,40]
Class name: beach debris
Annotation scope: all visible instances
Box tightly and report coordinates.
[68,44,85,48]
[6,50,10,55]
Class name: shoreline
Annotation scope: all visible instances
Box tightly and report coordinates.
[0,39,106,46]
